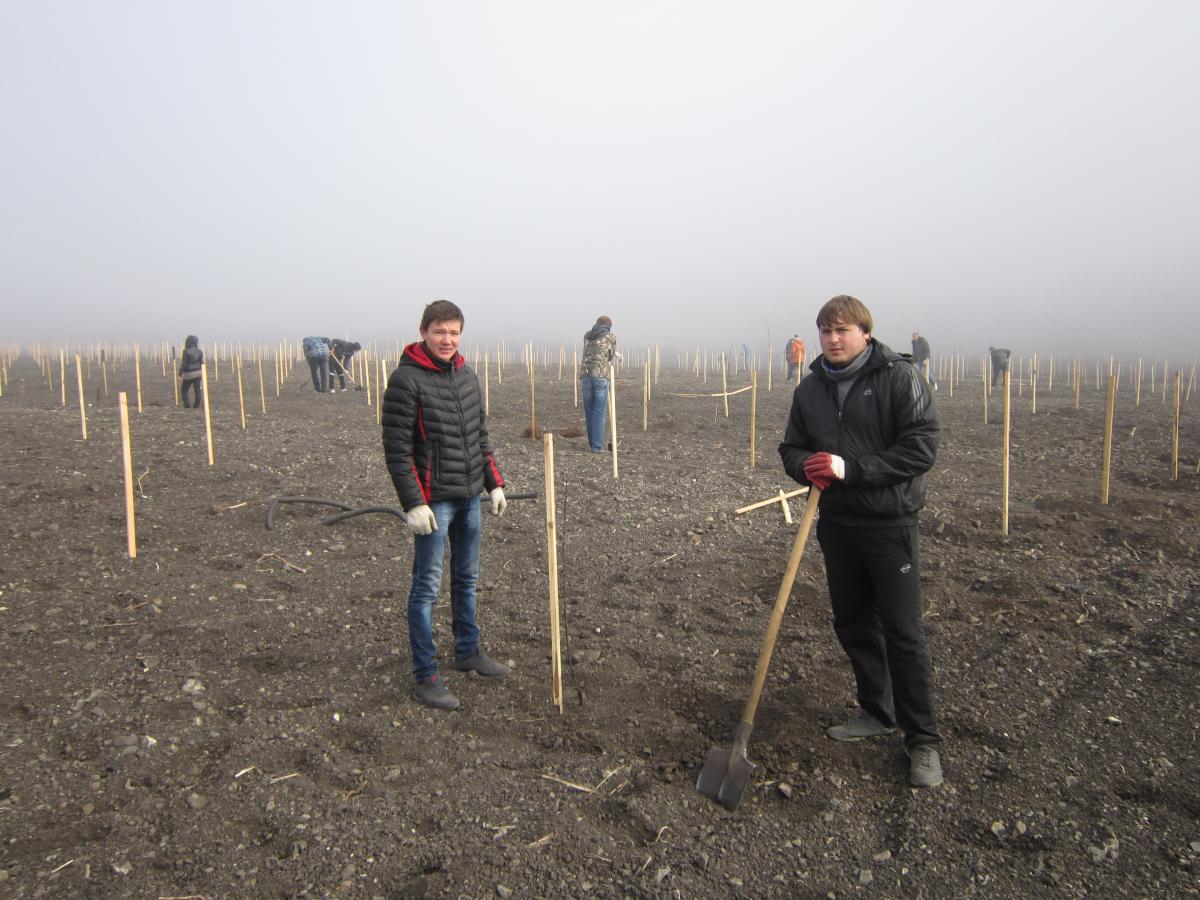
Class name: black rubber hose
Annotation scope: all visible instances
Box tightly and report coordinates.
[320,506,407,526]
[265,496,358,530]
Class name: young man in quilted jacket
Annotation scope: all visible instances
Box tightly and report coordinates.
[779,295,944,787]
[381,300,509,710]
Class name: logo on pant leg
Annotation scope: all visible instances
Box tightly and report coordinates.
[899,563,912,574]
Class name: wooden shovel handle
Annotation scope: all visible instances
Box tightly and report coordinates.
[739,487,821,727]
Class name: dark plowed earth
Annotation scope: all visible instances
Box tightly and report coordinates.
[1,355,1197,898]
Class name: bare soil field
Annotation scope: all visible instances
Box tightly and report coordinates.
[1,351,1198,898]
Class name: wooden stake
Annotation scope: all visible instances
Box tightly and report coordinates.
[1001,368,1010,536]
[236,358,246,430]
[1100,376,1116,504]
[543,433,563,714]
[735,487,808,515]
[134,345,143,413]
[721,353,729,417]
[201,363,214,466]
[981,361,988,424]
[1031,353,1037,414]
[572,349,578,408]
[257,356,267,414]
[609,364,618,480]
[376,358,384,426]
[529,359,538,440]
[118,392,137,557]
[642,362,649,432]
[1074,359,1082,410]
[749,371,757,468]
[60,349,66,406]
[484,352,490,417]
[1135,357,1142,407]
[75,354,88,440]
[1172,371,1182,480]
[778,489,793,525]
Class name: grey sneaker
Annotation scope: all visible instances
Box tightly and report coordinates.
[453,651,511,678]
[826,712,896,742]
[413,675,459,710]
[909,745,944,787]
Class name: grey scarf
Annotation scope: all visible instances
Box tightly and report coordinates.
[821,344,873,408]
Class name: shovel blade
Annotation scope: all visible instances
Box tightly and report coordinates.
[696,745,758,811]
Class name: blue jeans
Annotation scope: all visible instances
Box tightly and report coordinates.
[581,375,609,451]
[407,495,482,679]
[307,355,329,392]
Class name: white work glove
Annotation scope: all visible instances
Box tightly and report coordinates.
[405,505,437,536]
[613,351,624,364]
[489,487,507,516]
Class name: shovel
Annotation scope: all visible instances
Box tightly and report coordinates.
[697,486,820,811]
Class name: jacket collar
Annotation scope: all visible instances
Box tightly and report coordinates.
[403,341,465,372]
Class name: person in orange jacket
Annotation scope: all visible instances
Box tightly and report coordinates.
[786,335,806,380]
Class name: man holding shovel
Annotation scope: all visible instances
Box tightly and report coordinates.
[779,295,943,788]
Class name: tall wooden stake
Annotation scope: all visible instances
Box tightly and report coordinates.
[257,357,267,414]
[749,371,758,468]
[543,433,563,714]
[529,360,538,440]
[236,358,246,430]
[1172,371,1182,480]
[1001,369,1010,536]
[75,354,88,440]
[609,364,619,480]
[721,353,729,417]
[201,364,214,466]
[118,392,137,557]
[134,345,143,413]
[1100,376,1116,504]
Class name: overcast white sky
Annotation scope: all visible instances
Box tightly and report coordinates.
[2,2,1198,359]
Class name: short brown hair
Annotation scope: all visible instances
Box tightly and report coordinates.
[595,315,612,327]
[816,295,873,334]
[421,299,464,331]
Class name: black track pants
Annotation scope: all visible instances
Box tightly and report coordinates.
[817,517,940,747]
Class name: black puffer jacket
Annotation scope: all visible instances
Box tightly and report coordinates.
[779,340,939,525]
[381,342,504,511]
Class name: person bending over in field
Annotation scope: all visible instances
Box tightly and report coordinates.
[329,339,362,392]
[381,300,509,710]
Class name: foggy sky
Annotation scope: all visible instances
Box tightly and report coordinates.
[2,2,1198,360]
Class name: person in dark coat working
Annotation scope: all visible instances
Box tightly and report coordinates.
[989,346,1012,386]
[780,295,944,788]
[329,339,362,392]
[381,300,509,710]
[178,335,204,408]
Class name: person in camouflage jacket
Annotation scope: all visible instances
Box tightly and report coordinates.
[580,316,618,451]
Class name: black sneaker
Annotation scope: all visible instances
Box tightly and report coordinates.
[413,674,459,710]
[826,712,896,742]
[453,651,511,678]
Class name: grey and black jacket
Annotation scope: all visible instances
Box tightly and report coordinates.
[381,342,504,511]
[779,340,939,526]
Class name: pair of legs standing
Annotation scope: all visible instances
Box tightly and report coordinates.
[580,375,609,452]
[181,378,203,408]
[307,355,330,392]
[817,517,940,748]
[408,496,483,681]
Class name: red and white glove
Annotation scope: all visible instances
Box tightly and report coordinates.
[803,452,845,491]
